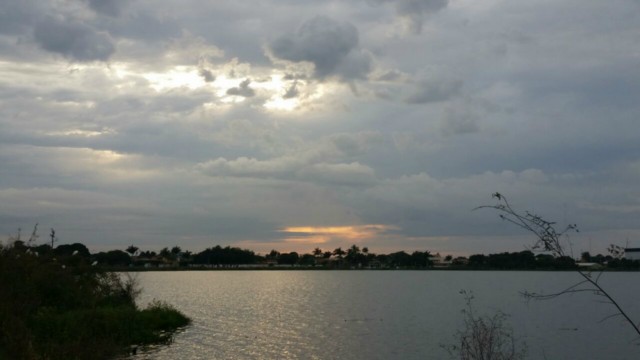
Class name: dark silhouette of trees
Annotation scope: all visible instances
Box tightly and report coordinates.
[278,252,299,265]
[55,243,90,258]
[0,229,190,359]
[93,250,131,266]
[126,245,139,257]
[192,246,258,267]
[299,253,316,266]
[410,251,432,268]
[170,246,182,256]
[332,247,345,260]
[345,245,363,267]
[387,251,412,268]
[159,247,171,259]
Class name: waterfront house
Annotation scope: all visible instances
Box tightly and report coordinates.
[624,248,640,261]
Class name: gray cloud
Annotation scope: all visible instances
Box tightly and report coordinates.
[369,0,449,33]
[86,0,129,17]
[269,16,372,80]
[406,78,462,104]
[34,17,115,61]
[226,79,256,97]
[199,68,216,83]
[0,0,44,35]
[283,81,299,99]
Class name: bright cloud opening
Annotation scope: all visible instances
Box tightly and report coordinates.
[280,225,399,244]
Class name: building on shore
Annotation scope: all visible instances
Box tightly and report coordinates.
[624,248,640,261]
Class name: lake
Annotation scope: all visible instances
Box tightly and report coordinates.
[130,270,640,359]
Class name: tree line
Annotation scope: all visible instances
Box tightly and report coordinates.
[12,238,639,270]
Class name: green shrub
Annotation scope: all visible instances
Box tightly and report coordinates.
[0,241,190,360]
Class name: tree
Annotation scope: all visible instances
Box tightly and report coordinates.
[126,245,139,257]
[159,247,171,259]
[267,249,280,260]
[278,252,299,265]
[299,253,316,266]
[410,251,432,268]
[312,247,323,257]
[93,250,131,266]
[332,247,345,259]
[346,244,361,266]
[477,192,640,337]
[55,243,90,258]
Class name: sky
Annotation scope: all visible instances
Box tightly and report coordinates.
[1,0,639,256]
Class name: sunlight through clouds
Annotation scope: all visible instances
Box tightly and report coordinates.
[280,225,399,244]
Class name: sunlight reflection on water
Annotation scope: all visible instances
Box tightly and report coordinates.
[129,271,640,360]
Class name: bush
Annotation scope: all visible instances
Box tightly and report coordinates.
[445,291,526,360]
[0,240,190,359]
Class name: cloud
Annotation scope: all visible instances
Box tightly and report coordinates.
[196,157,377,187]
[0,1,43,35]
[199,68,216,83]
[86,0,129,17]
[195,132,381,187]
[268,16,372,80]
[439,102,482,136]
[369,0,449,33]
[283,81,299,99]
[33,17,115,61]
[297,162,377,186]
[406,78,462,104]
[226,79,256,97]
[197,156,298,178]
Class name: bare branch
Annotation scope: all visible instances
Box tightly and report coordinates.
[478,193,640,338]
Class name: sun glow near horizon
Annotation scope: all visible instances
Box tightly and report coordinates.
[280,224,399,245]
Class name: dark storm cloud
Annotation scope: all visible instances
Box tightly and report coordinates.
[34,17,115,61]
[269,16,372,80]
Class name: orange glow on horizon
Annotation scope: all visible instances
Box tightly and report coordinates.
[280,224,398,243]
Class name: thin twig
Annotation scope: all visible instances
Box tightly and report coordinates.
[477,193,640,338]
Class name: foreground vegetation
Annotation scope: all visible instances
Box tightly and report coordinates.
[0,233,190,360]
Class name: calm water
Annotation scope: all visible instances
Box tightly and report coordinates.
[130,271,640,359]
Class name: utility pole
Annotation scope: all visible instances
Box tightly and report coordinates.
[50,228,56,248]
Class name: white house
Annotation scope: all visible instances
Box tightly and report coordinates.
[624,248,640,261]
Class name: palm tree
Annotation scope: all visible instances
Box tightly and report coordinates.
[332,247,345,260]
[313,247,323,257]
[346,244,361,265]
[125,245,139,257]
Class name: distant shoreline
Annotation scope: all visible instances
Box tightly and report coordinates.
[109,266,640,272]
